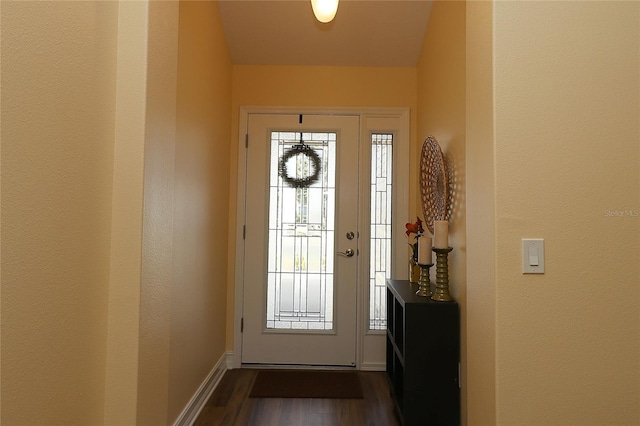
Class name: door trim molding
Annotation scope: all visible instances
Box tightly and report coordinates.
[233,106,410,369]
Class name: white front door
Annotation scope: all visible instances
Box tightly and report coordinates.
[241,113,359,366]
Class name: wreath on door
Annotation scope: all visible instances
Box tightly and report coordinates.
[278,138,321,189]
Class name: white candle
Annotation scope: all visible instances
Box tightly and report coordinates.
[418,236,432,265]
[434,220,449,248]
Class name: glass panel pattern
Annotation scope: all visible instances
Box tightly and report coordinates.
[370,133,393,330]
[267,131,336,330]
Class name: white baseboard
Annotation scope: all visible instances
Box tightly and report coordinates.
[225,351,235,370]
[360,361,386,371]
[173,353,228,426]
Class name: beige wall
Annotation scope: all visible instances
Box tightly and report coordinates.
[168,0,232,423]
[2,1,232,424]
[416,0,467,421]
[109,1,232,424]
[227,65,418,351]
[465,1,496,425]
[1,1,119,424]
[104,2,152,423]
[493,2,639,424]
[134,1,180,425]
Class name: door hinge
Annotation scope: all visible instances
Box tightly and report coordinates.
[245,133,249,148]
[241,317,244,333]
[243,225,246,240]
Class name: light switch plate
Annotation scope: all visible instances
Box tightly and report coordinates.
[522,238,544,274]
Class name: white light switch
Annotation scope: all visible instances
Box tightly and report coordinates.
[522,239,544,274]
[528,246,539,265]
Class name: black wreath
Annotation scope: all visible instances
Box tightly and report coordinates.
[278,144,321,188]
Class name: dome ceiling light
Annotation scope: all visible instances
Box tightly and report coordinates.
[311,0,339,23]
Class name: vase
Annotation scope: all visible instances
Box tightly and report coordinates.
[409,257,420,283]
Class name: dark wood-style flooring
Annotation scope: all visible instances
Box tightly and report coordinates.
[194,369,401,426]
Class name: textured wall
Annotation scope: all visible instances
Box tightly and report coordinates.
[168,1,232,423]
[3,1,232,424]
[1,2,118,424]
[465,1,496,425]
[134,1,180,425]
[103,2,150,424]
[494,2,640,424]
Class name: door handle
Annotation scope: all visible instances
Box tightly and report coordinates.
[338,248,355,257]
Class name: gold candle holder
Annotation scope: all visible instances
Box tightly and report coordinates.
[416,263,433,297]
[409,257,420,283]
[431,247,454,302]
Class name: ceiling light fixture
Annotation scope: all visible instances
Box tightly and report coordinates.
[311,0,339,23]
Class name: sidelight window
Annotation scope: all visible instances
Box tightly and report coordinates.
[369,133,393,330]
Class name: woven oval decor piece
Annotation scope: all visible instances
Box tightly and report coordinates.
[419,136,449,234]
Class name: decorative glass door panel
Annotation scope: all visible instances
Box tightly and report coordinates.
[242,114,359,366]
[267,132,336,331]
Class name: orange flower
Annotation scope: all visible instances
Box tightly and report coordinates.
[405,217,424,237]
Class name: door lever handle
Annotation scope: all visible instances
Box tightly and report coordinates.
[337,248,355,257]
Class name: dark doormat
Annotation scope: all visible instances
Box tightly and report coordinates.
[249,370,363,399]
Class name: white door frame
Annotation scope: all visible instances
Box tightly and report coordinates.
[232,106,410,370]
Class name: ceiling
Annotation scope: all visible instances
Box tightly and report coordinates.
[218,0,433,67]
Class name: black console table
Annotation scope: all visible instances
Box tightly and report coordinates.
[386,279,460,425]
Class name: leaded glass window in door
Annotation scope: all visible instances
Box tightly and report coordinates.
[267,132,336,331]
